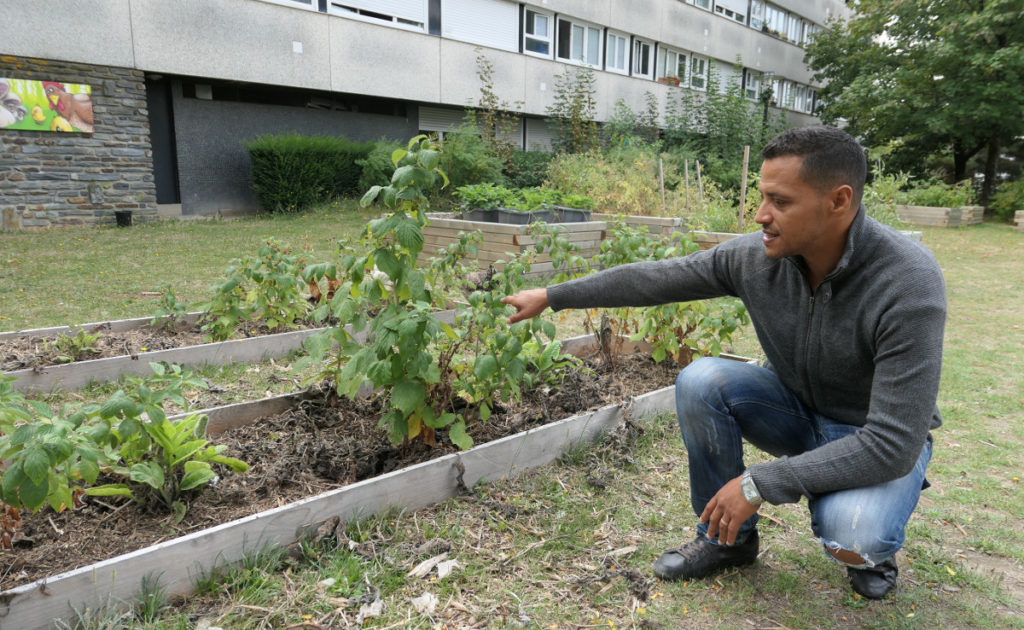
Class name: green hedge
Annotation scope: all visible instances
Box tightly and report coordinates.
[246,133,373,212]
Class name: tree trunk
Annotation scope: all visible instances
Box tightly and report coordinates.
[981,132,1001,210]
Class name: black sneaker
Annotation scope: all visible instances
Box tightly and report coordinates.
[652,530,759,581]
[847,558,898,599]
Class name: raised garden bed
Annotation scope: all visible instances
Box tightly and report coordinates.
[1,311,453,393]
[591,213,684,237]
[895,204,983,227]
[421,216,607,277]
[1015,210,1024,233]
[0,336,752,629]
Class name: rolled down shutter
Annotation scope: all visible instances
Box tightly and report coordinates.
[419,106,467,133]
[715,0,748,15]
[441,0,518,51]
[525,117,554,152]
[333,0,426,24]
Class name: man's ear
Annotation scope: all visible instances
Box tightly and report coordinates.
[829,184,854,215]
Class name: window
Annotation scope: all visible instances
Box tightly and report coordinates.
[714,0,747,23]
[633,38,654,79]
[807,88,817,114]
[657,47,687,84]
[524,8,552,57]
[765,4,786,37]
[786,14,803,42]
[331,0,427,31]
[792,84,807,113]
[689,0,712,9]
[556,17,602,67]
[744,70,761,100]
[690,54,708,90]
[750,1,765,30]
[606,31,629,74]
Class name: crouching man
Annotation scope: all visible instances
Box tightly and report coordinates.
[501,126,945,599]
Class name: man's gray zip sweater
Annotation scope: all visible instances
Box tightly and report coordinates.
[546,207,946,505]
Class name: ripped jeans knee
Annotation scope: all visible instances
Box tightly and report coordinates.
[810,440,932,568]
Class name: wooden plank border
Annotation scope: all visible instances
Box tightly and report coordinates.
[0,335,705,630]
[5,311,457,394]
[0,312,205,342]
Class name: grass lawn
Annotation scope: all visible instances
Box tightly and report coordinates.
[1,214,1022,628]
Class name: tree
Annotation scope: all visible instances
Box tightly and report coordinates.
[805,0,1024,206]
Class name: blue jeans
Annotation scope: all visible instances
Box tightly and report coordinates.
[675,357,932,568]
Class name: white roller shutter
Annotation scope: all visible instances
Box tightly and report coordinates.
[333,0,426,24]
[496,117,525,149]
[525,117,554,152]
[714,0,748,15]
[419,106,467,133]
[441,0,518,51]
[713,59,742,93]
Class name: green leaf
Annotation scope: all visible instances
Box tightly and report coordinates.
[17,473,48,511]
[172,501,188,524]
[419,149,440,170]
[391,381,425,415]
[473,354,499,380]
[479,400,491,422]
[23,449,50,485]
[374,249,402,280]
[360,185,383,207]
[100,391,142,420]
[395,219,425,252]
[180,462,215,491]
[129,462,165,490]
[84,484,134,498]
[367,360,393,384]
[149,362,166,376]
[449,421,473,451]
[209,454,250,473]
[303,332,333,360]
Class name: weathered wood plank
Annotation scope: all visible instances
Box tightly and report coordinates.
[0,312,204,342]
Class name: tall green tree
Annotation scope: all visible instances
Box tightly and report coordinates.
[805,0,1024,205]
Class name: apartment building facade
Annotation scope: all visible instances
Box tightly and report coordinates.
[0,0,850,227]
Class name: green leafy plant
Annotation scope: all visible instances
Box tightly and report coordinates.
[88,412,248,522]
[150,284,190,328]
[46,328,102,363]
[302,135,571,450]
[199,238,311,340]
[989,178,1024,222]
[454,184,594,213]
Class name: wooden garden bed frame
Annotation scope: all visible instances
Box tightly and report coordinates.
[895,204,983,227]
[0,336,752,629]
[3,311,455,394]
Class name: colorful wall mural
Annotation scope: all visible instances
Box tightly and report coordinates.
[0,78,94,133]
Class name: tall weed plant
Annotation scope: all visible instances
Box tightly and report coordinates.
[545,146,683,216]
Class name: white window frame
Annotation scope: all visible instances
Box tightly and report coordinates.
[656,46,687,85]
[689,54,708,90]
[523,7,553,58]
[606,30,629,75]
[556,16,603,67]
[714,5,745,24]
[806,87,817,114]
[744,70,761,101]
[689,0,712,10]
[750,1,765,31]
[632,37,655,79]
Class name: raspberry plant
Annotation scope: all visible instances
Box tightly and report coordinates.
[302,136,569,450]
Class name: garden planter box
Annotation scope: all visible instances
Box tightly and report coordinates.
[592,213,685,238]
[0,312,204,343]
[690,230,742,250]
[422,215,607,277]
[0,335,752,630]
[3,311,455,393]
[1014,210,1024,233]
[895,204,983,227]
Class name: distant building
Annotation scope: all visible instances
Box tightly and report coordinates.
[0,0,849,228]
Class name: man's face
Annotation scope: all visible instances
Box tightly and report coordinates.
[755,156,834,261]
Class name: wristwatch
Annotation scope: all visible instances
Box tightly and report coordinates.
[741,470,763,507]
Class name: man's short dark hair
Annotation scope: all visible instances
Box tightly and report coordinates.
[762,126,867,207]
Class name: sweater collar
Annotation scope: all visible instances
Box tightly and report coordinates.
[786,203,869,283]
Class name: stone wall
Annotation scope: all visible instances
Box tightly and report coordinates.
[0,55,156,229]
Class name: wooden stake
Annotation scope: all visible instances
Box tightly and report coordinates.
[696,160,705,201]
[739,145,750,233]
[684,160,691,211]
[658,157,666,217]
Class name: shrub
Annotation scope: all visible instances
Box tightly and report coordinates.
[902,179,973,208]
[437,122,505,190]
[356,138,403,193]
[504,149,553,188]
[863,172,910,228]
[453,184,593,212]
[246,134,373,213]
[989,179,1024,222]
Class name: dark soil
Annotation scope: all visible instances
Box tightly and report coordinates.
[0,353,679,591]
[0,320,288,372]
